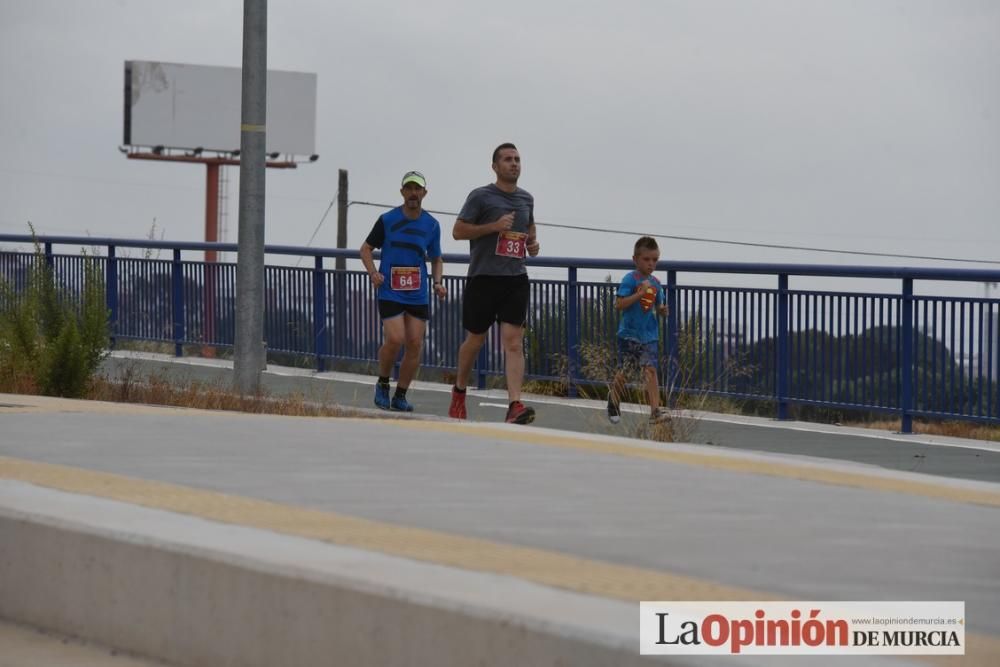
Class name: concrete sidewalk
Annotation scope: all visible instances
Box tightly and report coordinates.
[100,350,1000,483]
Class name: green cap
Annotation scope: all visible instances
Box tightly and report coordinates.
[401,170,426,188]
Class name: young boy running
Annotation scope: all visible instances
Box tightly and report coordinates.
[607,236,670,424]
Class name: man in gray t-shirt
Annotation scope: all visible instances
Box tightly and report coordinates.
[459,183,535,277]
[448,143,540,425]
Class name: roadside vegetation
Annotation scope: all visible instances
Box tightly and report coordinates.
[0,232,108,397]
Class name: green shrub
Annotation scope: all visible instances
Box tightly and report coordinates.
[0,237,109,397]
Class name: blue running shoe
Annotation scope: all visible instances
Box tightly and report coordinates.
[390,395,413,412]
[374,383,390,410]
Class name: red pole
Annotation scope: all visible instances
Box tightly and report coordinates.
[205,163,220,261]
[203,163,220,357]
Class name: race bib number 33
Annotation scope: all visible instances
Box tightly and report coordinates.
[496,231,527,259]
[390,266,421,291]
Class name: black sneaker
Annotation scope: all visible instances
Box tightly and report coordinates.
[607,395,621,424]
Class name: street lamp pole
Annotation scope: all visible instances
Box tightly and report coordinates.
[234,0,268,394]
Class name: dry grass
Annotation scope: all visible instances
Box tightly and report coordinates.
[113,339,176,355]
[84,369,376,419]
[0,368,38,395]
[847,419,1000,442]
[523,339,716,443]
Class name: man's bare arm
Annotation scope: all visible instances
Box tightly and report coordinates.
[452,212,514,241]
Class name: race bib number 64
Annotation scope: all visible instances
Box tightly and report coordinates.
[496,231,527,259]
[390,266,421,291]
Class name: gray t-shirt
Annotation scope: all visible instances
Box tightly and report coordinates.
[457,184,535,277]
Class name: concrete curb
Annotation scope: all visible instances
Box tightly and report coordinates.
[1,481,675,667]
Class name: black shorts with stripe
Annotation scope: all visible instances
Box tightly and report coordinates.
[378,299,429,321]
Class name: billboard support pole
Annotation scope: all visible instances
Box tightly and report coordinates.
[233,0,267,395]
[203,163,220,357]
[205,163,220,263]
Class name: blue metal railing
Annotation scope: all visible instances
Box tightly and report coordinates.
[2,233,999,431]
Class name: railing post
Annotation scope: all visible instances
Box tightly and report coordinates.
[172,248,184,357]
[666,270,679,404]
[776,273,790,420]
[332,257,347,360]
[900,278,914,433]
[43,241,53,270]
[476,342,488,390]
[106,245,118,349]
[313,255,327,372]
[566,267,579,398]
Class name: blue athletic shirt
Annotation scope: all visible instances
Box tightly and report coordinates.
[616,271,664,343]
[365,207,442,305]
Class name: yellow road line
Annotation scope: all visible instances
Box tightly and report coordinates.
[0,456,770,602]
[389,420,1000,508]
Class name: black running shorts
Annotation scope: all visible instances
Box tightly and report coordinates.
[462,274,530,334]
[378,299,429,321]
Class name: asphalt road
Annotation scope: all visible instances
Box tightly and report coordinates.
[3,392,999,640]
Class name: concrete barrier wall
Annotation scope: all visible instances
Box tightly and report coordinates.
[0,485,664,667]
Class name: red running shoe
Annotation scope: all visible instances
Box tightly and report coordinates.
[448,388,467,419]
[505,401,536,425]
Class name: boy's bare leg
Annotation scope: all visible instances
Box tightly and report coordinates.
[609,370,626,406]
[500,322,525,402]
[644,366,660,412]
[455,331,487,390]
[396,314,426,389]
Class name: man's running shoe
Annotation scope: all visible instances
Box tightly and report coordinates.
[390,395,413,412]
[505,401,536,425]
[607,394,621,424]
[374,383,390,410]
[448,388,467,419]
[649,407,670,424]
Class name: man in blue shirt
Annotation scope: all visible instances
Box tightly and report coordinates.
[360,171,446,411]
[608,236,670,425]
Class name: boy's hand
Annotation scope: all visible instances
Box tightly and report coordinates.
[657,303,669,316]
[635,280,651,294]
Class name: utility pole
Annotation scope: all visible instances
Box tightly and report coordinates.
[233,0,267,395]
[332,169,349,355]
[335,168,348,271]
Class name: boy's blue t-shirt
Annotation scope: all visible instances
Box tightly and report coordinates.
[616,271,664,344]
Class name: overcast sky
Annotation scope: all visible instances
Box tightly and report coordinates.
[1,0,997,289]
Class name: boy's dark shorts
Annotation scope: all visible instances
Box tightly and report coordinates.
[462,274,530,334]
[617,337,659,369]
[379,299,429,321]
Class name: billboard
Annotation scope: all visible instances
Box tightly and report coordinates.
[124,60,316,155]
